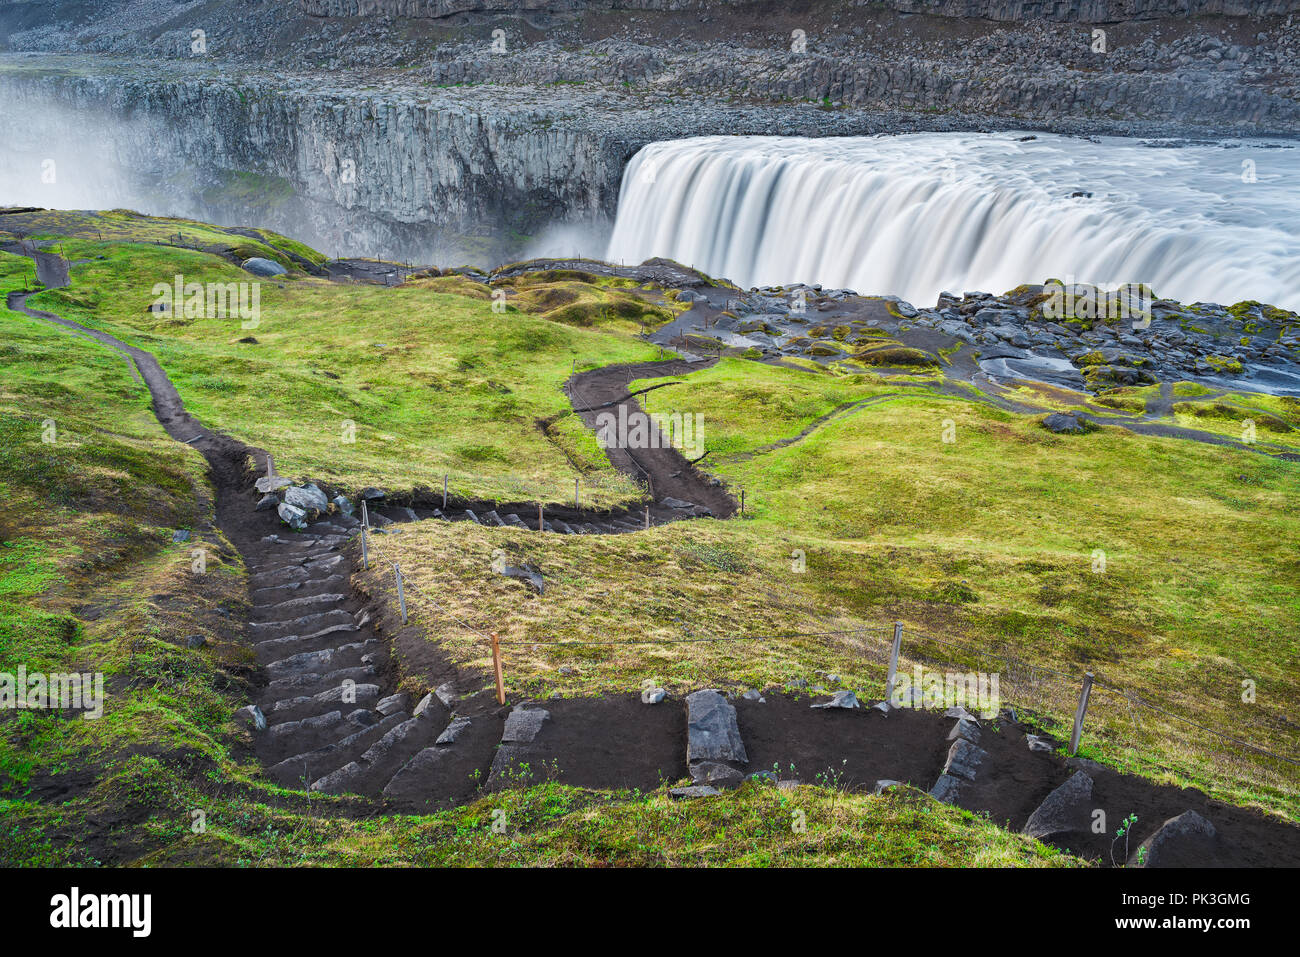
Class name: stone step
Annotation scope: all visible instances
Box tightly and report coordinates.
[248,551,346,575]
[253,622,364,660]
[267,710,409,787]
[310,710,439,797]
[266,682,383,725]
[248,608,356,640]
[266,664,377,695]
[263,639,379,680]
[262,707,382,764]
[486,705,551,788]
[248,564,312,590]
[250,591,350,622]
[249,572,348,602]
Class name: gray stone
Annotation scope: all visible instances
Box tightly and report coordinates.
[661,497,694,509]
[185,634,207,649]
[929,773,965,804]
[947,717,982,745]
[873,779,902,794]
[501,706,549,744]
[412,692,435,717]
[242,257,287,277]
[234,704,266,732]
[943,738,987,782]
[811,689,860,709]
[171,529,191,543]
[376,693,409,716]
[1026,733,1057,754]
[1129,810,1217,868]
[255,492,280,511]
[277,502,308,530]
[669,785,719,799]
[434,682,458,708]
[741,689,766,702]
[1042,412,1086,434]
[254,475,292,494]
[686,689,748,764]
[436,716,472,745]
[1022,771,1094,844]
[498,563,544,594]
[689,761,745,788]
[283,483,329,515]
[641,687,666,704]
[331,495,355,517]
[359,487,385,500]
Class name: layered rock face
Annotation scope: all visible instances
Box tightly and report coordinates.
[3,0,1300,262]
[298,0,1300,19]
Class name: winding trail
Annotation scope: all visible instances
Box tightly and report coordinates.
[6,246,1299,865]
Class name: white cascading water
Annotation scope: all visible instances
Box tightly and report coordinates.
[605,133,1300,312]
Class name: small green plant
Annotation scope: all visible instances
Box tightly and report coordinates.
[1110,813,1138,867]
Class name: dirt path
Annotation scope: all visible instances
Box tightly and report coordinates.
[7,249,1298,867]
[567,358,738,518]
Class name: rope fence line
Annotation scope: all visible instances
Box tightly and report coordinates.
[354,509,1299,779]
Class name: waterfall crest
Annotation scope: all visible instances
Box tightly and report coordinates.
[605,134,1300,311]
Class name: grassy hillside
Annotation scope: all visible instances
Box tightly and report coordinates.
[372,356,1300,818]
[2,211,1295,865]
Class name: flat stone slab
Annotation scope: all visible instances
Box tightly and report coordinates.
[689,761,745,789]
[929,773,965,804]
[943,738,987,782]
[1023,771,1094,844]
[811,690,860,709]
[686,689,748,764]
[947,717,982,745]
[669,785,720,800]
[1129,810,1218,868]
[436,716,472,745]
[501,706,549,744]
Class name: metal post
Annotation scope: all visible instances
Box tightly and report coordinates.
[885,622,903,705]
[538,503,544,531]
[360,499,369,529]
[574,477,580,510]
[360,522,369,570]
[265,453,274,478]
[644,505,650,530]
[443,473,448,510]
[1070,673,1095,755]
[395,564,407,624]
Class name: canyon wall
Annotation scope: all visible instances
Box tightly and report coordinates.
[0,68,626,261]
[298,0,1300,21]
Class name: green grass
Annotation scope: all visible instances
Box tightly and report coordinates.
[32,237,669,506]
[2,212,1296,864]
[379,353,1300,818]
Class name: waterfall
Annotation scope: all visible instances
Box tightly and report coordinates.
[605,133,1300,312]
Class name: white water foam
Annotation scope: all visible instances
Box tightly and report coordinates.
[605,133,1300,311]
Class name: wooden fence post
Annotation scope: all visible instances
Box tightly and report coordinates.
[574,477,580,510]
[885,622,903,705]
[1070,672,1095,755]
[538,503,544,531]
[491,632,506,705]
[395,564,407,624]
[740,489,745,516]
[443,473,448,510]
[644,505,650,530]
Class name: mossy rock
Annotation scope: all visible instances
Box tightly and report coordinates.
[855,346,938,368]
